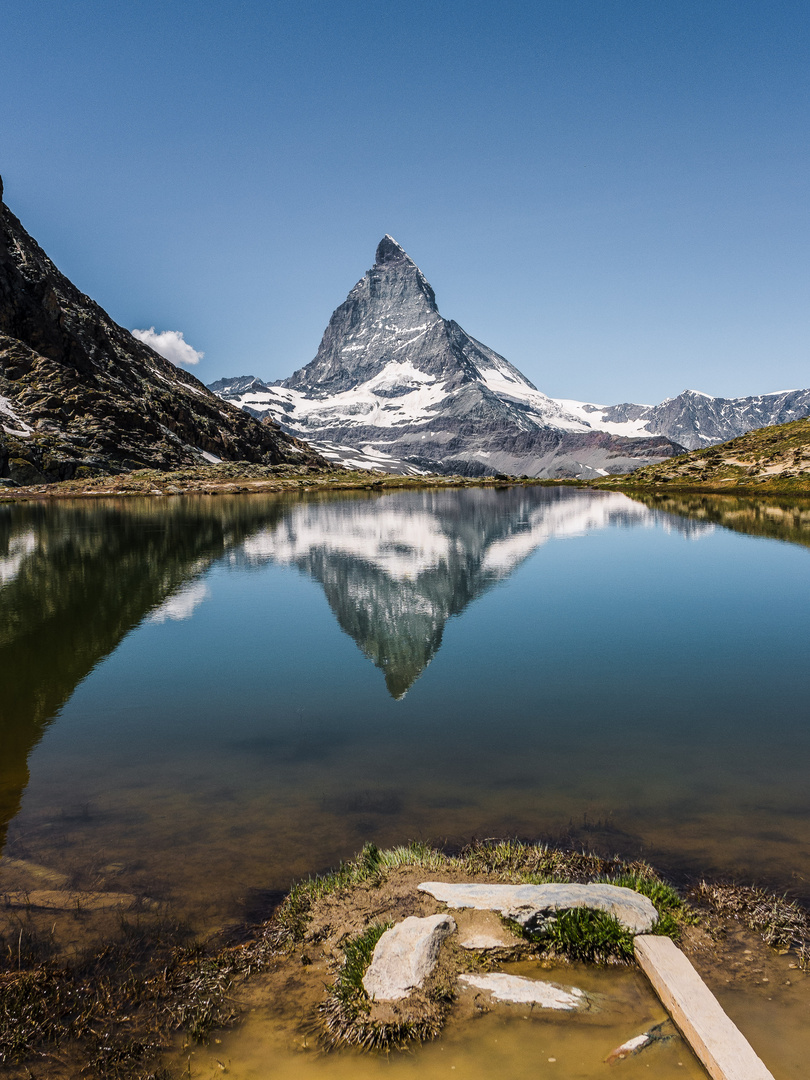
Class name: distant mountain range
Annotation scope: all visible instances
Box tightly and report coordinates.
[210,236,810,479]
[0,176,324,485]
[571,388,810,451]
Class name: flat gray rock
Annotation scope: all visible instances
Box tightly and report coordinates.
[362,913,456,1001]
[418,881,658,934]
[459,973,589,1010]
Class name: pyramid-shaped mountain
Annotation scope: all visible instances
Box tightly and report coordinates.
[212,236,682,478]
[0,176,324,485]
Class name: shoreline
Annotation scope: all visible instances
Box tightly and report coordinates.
[2,463,809,504]
[2,838,808,1079]
[0,465,566,503]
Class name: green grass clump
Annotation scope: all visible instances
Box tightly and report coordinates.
[332,922,391,1010]
[596,871,691,941]
[376,841,447,871]
[541,908,635,964]
[319,921,446,1050]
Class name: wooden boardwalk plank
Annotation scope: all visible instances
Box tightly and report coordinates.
[634,935,774,1080]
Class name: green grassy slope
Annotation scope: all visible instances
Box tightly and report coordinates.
[597,417,810,493]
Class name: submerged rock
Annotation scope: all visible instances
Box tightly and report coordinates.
[418,881,658,934]
[605,1021,676,1063]
[459,972,590,1010]
[362,913,456,1001]
[1,889,153,911]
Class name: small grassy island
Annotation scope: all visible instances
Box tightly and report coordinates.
[2,840,809,1079]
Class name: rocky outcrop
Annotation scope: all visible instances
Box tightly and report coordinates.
[211,236,683,478]
[0,177,325,483]
[418,881,659,934]
[362,913,456,1001]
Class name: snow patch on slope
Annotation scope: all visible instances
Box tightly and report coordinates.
[0,393,33,437]
[553,398,657,439]
[231,364,451,431]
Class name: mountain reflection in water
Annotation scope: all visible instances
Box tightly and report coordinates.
[0,487,702,846]
[625,491,810,549]
[3,485,807,866]
[234,488,700,697]
[0,496,290,851]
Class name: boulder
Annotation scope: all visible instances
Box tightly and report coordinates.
[362,913,456,1001]
[418,881,658,934]
[459,973,590,1010]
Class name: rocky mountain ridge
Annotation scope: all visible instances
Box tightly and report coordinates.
[570,387,810,450]
[212,236,809,477]
[0,176,324,485]
[211,236,682,479]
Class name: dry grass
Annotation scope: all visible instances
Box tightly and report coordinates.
[691,881,810,967]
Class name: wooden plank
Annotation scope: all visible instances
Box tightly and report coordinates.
[634,935,774,1080]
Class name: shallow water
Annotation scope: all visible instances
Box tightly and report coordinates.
[1,486,809,1075]
[190,964,706,1080]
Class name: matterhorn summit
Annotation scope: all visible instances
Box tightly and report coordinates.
[212,236,682,477]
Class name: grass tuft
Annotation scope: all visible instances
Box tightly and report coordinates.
[535,908,635,964]
[319,921,447,1051]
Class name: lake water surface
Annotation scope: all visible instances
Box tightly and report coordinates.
[1,486,809,1077]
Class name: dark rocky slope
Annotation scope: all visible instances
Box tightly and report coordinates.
[0,176,324,484]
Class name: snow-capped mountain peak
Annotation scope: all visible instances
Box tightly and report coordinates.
[212,238,752,476]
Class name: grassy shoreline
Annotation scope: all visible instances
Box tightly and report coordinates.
[2,461,810,504]
[0,464,572,503]
[2,839,809,1078]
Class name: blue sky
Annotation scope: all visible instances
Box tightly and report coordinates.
[2,1,808,403]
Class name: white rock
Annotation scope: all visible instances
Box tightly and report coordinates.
[418,881,658,934]
[460,973,589,1010]
[362,913,456,1001]
[605,1033,652,1063]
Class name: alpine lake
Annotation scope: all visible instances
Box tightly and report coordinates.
[1,485,809,1079]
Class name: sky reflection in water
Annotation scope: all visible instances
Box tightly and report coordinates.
[1,487,809,925]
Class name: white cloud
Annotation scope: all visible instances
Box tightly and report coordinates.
[131,326,204,366]
[148,580,211,623]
